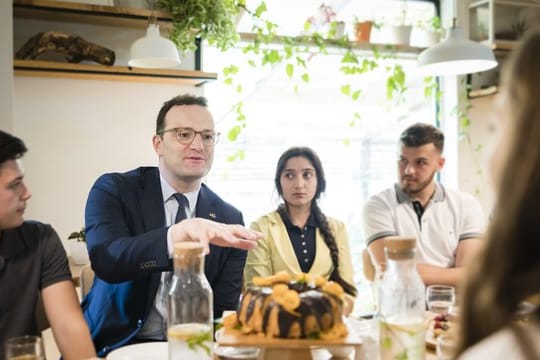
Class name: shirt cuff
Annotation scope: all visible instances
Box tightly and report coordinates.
[167,225,174,259]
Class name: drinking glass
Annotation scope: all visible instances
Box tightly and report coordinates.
[436,333,456,360]
[4,335,44,360]
[426,285,456,314]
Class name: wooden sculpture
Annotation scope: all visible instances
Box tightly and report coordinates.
[16,31,115,66]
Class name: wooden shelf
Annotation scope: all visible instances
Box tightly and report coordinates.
[13,0,172,29]
[14,60,217,85]
[13,1,216,84]
[469,0,538,51]
[239,33,424,57]
[491,41,519,51]
[469,85,498,98]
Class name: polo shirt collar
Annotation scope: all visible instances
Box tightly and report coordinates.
[394,182,445,204]
[277,205,316,230]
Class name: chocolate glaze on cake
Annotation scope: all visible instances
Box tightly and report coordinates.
[236,280,346,339]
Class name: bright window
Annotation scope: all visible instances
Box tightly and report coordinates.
[202,1,437,302]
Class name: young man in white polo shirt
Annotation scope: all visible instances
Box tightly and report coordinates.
[363,123,485,287]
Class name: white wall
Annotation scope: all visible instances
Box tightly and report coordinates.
[14,74,200,245]
[1,1,13,131]
[441,0,494,218]
[458,95,496,217]
[11,14,201,244]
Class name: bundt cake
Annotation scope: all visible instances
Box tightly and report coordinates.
[226,272,348,339]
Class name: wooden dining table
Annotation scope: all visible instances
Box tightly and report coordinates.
[214,314,438,360]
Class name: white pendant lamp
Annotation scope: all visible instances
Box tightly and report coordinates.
[128,3,180,69]
[417,19,497,76]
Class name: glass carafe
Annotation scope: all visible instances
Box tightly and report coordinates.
[379,236,426,360]
[167,242,213,360]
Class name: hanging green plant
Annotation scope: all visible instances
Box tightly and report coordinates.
[157,0,242,52]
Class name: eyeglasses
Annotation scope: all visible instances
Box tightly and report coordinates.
[158,127,220,146]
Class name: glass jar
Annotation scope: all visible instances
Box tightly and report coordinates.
[379,237,426,360]
[167,242,213,360]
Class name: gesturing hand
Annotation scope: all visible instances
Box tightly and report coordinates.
[171,218,263,254]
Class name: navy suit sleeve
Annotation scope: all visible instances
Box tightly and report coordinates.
[85,173,170,283]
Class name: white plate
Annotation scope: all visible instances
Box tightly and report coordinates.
[213,344,260,359]
[214,329,260,359]
[215,328,224,342]
[107,342,167,360]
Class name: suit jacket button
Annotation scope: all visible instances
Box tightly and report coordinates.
[102,346,109,353]
[137,319,143,327]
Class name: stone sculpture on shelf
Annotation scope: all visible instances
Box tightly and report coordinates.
[15,31,115,65]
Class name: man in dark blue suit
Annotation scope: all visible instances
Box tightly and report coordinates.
[82,94,261,357]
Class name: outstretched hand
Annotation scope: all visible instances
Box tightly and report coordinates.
[171,218,263,254]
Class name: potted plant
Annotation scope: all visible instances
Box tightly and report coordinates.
[68,227,89,265]
[353,16,373,43]
[329,20,346,40]
[156,0,241,52]
[511,19,528,40]
[414,16,444,47]
[388,0,412,45]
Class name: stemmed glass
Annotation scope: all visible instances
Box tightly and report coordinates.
[426,285,456,314]
[436,333,456,360]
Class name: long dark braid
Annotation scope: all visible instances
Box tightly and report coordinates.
[275,146,356,296]
[311,202,357,296]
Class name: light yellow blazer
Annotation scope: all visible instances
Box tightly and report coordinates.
[244,211,355,292]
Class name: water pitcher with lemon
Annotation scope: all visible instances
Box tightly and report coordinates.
[379,237,426,360]
[167,242,213,360]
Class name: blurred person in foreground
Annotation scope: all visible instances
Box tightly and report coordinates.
[456,28,540,359]
[363,123,485,287]
[244,146,356,314]
[82,94,261,357]
[0,130,96,360]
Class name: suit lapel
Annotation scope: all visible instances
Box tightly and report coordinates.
[309,229,331,276]
[195,185,220,276]
[138,168,166,231]
[195,184,218,221]
[268,212,302,274]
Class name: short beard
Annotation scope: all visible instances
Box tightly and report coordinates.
[401,169,437,196]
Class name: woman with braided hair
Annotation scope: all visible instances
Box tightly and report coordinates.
[244,147,356,313]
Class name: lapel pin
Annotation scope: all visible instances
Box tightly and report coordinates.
[208,212,216,219]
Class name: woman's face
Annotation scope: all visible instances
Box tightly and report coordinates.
[279,156,318,209]
[489,90,514,188]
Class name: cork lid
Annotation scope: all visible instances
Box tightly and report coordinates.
[173,241,205,256]
[384,236,416,254]
[173,242,205,268]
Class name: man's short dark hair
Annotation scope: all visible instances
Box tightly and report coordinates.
[400,122,444,153]
[0,130,27,166]
[156,94,208,134]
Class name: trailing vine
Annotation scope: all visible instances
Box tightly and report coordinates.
[159,1,438,160]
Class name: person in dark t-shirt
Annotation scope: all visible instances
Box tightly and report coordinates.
[0,130,96,360]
